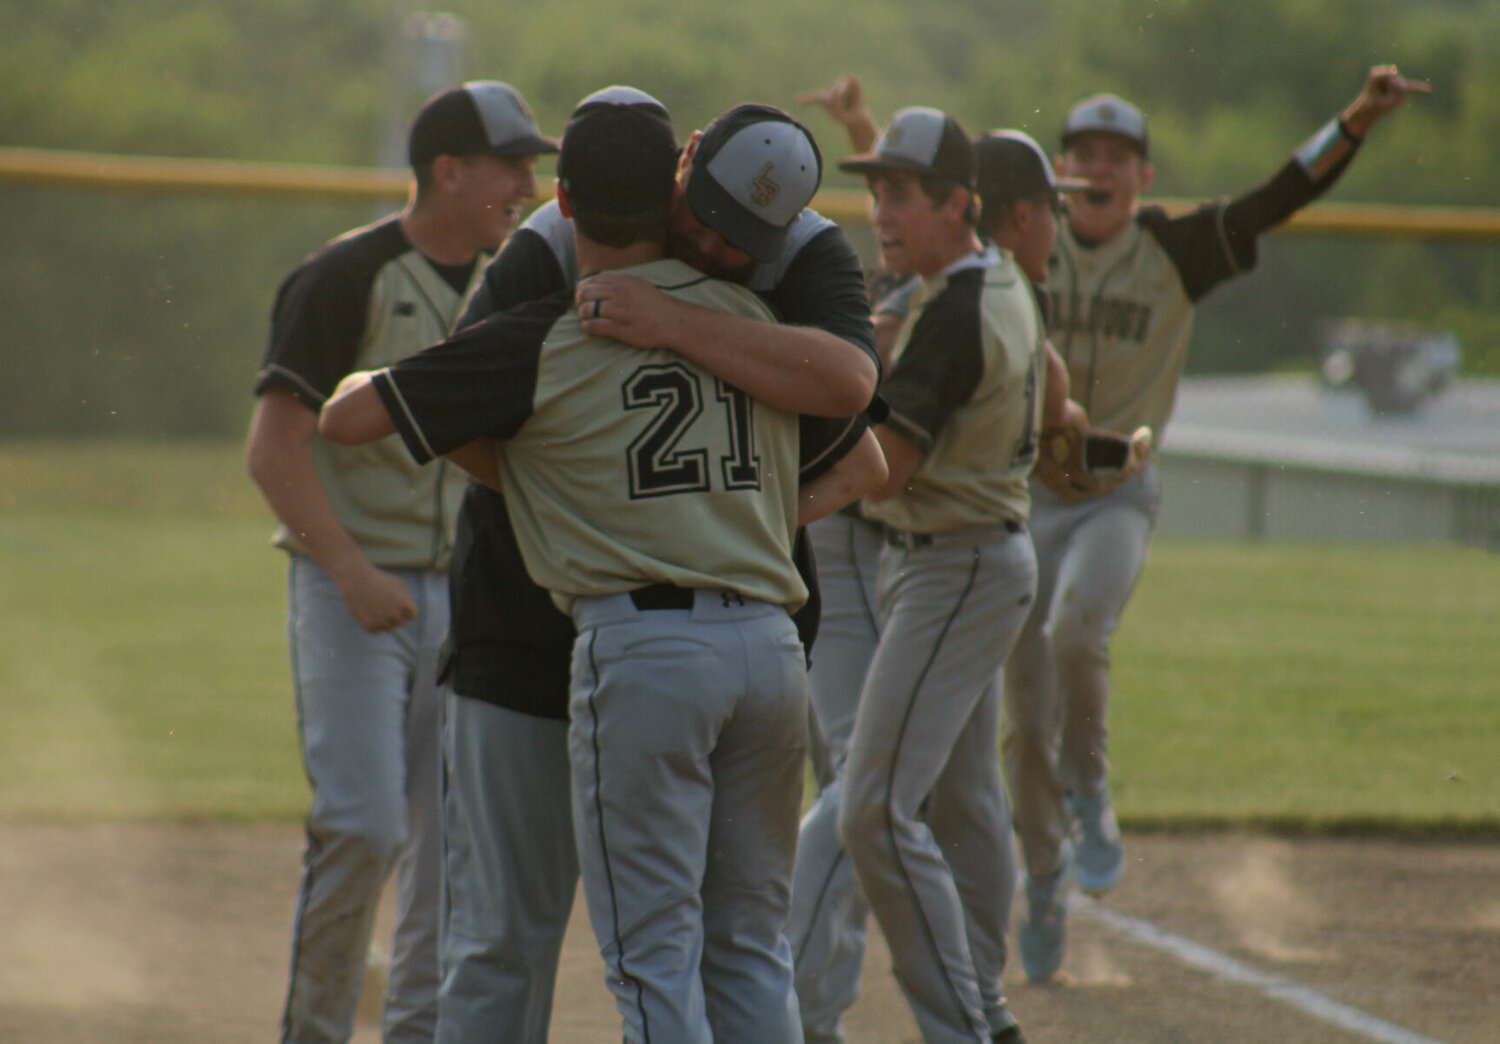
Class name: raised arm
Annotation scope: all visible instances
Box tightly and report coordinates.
[1340,63,1430,141]
[796,75,880,155]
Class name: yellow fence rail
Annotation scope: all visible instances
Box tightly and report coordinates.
[5,145,1500,242]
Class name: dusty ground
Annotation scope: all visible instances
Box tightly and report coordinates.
[1,824,1496,1043]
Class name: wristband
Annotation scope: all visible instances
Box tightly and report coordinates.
[1294,116,1358,181]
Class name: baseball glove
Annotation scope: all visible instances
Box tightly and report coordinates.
[1035,425,1153,503]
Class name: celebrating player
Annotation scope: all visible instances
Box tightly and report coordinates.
[1005,64,1429,983]
[244,82,556,1044]
[322,95,877,1044]
[791,106,1058,1044]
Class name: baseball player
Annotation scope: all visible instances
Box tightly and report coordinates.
[790,106,1055,1044]
[322,96,874,1044]
[244,82,556,1044]
[1005,64,1428,982]
[788,82,1088,1043]
[326,89,883,1044]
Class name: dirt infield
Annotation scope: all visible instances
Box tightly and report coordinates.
[1,823,1495,1043]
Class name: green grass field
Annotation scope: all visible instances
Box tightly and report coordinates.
[2,440,1496,831]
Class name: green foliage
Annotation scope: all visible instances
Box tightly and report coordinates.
[3,0,1500,437]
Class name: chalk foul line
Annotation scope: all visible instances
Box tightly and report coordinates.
[1070,895,1447,1044]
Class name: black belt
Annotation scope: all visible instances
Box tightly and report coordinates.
[882,520,1022,549]
[629,583,697,611]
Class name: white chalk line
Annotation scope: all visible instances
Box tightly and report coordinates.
[1070,895,1447,1044]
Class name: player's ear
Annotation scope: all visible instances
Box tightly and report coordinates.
[555,181,573,220]
[945,185,972,224]
[1138,161,1154,193]
[678,132,702,177]
[430,154,462,194]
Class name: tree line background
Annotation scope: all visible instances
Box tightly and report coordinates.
[3,0,1498,438]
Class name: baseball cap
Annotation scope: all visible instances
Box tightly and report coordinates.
[407,81,559,170]
[840,107,975,189]
[974,130,1090,208]
[683,104,823,262]
[556,97,678,221]
[569,84,674,129]
[1060,94,1149,157]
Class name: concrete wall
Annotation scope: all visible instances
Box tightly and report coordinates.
[1155,453,1500,549]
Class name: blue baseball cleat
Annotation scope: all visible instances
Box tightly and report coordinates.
[1068,789,1123,895]
[1017,843,1070,983]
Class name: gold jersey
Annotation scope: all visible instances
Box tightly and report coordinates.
[494,259,807,613]
[863,249,1046,534]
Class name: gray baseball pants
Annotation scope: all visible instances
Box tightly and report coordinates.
[840,525,1034,1044]
[281,558,446,1044]
[437,692,577,1044]
[1002,465,1159,879]
[569,590,809,1044]
[789,512,882,1043]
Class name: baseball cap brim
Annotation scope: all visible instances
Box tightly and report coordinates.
[684,169,790,262]
[486,133,559,157]
[839,153,942,178]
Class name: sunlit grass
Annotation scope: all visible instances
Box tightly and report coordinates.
[3,440,1497,831]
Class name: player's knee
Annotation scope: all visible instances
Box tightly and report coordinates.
[835,794,886,861]
[1046,603,1113,662]
[333,818,410,871]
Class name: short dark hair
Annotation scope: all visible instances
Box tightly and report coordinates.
[869,170,978,228]
[977,188,1053,238]
[557,101,677,244]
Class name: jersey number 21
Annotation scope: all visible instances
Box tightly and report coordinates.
[623,363,760,499]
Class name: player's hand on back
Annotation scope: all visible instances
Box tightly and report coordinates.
[576,272,680,349]
[331,557,419,633]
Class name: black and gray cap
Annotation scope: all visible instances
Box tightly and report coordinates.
[1061,94,1149,157]
[974,129,1089,208]
[684,103,823,263]
[557,91,678,221]
[840,107,975,189]
[570,85,673,129]
[407,81,559,170]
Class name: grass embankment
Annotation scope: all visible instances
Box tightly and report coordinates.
[1,439,1496,833]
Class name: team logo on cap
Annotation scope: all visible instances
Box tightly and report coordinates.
[1097,103,1118,124]
[885,126,905,148]
[750,163,780,207]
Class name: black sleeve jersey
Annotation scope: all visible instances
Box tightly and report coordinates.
[255,218,407,407]
[757,222,878,482]
[1143,149,1360,303]
[757,223,877,363]
[373,294,571,463]
[459,222,571,327]
[879,269,987,452]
